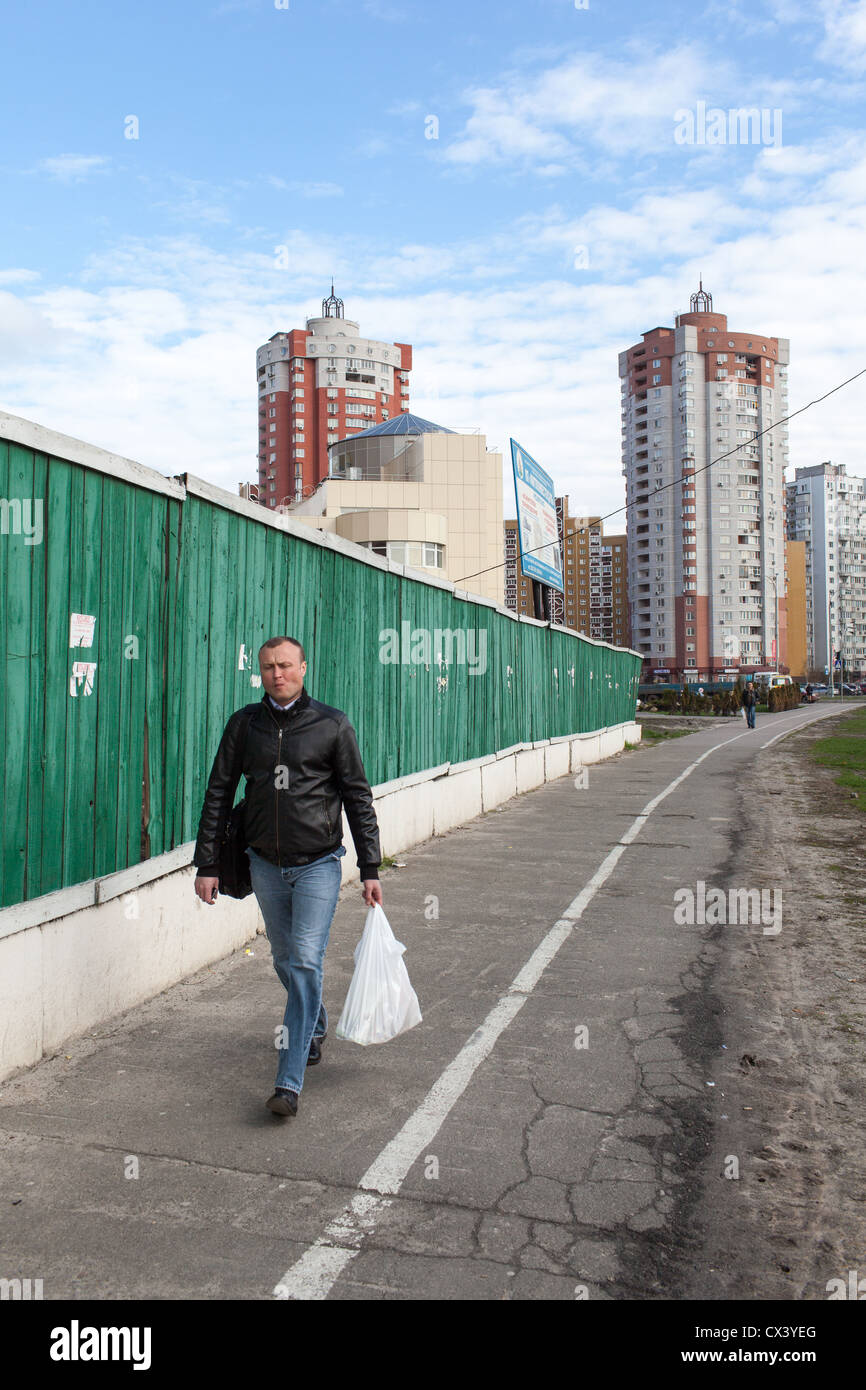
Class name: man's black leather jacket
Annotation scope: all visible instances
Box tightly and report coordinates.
[193,687,381,879]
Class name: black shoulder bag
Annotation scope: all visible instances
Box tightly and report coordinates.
[218,709,256,900]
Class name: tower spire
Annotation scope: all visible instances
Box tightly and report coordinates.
[690,279,713,313]
[322,282,344,318]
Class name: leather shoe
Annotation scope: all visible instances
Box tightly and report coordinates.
[307,1033,326,1066]
[266,1087,298,1116]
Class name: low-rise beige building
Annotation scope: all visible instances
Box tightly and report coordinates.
[287,414,504,604]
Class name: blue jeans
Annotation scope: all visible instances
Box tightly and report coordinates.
[246,844,345,1094]
[746,705,756,728]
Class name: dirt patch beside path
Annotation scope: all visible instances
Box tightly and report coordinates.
[676,711,866,1301]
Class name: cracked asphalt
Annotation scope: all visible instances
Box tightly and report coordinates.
[0,704,853,1301]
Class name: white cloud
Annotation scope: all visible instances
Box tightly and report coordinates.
[0,292,55,361]
[2,132,866,523]
[293,181,344,198]
[35,154,110,183]
[443,44,758,168]
[0,269,40,285]
[817,0,866,71]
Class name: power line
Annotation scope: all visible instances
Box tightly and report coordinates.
[455,365,866,586]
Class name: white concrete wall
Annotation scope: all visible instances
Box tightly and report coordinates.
[0,721,640,1081]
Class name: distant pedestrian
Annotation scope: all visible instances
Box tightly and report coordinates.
[742,681,757,729]
[193,636,382,1119]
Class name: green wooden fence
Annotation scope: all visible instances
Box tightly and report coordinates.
[0,426,640,910]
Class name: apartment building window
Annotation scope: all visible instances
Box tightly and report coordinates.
[269,424,276,433]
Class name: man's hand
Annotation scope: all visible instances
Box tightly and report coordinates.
[195,875,219,905]
[362,879,383,907]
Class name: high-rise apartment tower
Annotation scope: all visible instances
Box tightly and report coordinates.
[255,286,412,509]
[787,462,866,679]
[619,285,790,681]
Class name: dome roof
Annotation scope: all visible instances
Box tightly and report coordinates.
[345,413,456,439]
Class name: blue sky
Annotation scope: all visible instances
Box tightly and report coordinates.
[1,0,865,522]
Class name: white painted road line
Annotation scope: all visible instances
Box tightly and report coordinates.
[759,705,848,750]
[268,718,805,1300]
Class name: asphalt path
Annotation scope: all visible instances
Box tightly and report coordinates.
[0,703,850,1301]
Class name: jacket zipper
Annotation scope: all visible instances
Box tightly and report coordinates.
[276,726,283,861]
[263,704,285,863]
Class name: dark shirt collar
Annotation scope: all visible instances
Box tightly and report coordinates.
[263,686,310,715]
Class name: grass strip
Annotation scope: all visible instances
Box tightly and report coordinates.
[809,706,866,806]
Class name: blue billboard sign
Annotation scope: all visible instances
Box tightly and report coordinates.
[510,439,563,591]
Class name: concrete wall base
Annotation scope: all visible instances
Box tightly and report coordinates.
[0,720,640,1081]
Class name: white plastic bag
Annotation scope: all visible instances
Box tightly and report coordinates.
[335,903,422,1045]
[740,706,747,721]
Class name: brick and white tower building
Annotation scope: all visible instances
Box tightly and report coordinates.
[255,286,412,509]
[619,284,790,681]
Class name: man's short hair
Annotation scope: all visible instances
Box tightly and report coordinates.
[258,635,306,664]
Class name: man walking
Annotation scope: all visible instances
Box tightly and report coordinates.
[193,636,382,1118]
[742,681,757,729]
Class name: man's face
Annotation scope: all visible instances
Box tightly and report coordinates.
[259,643,307,704]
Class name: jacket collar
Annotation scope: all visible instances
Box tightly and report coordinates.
[262,686,310,717]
